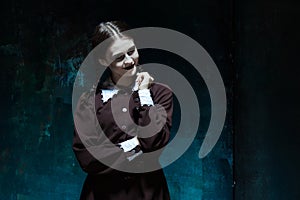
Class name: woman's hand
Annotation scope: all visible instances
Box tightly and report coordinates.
[135,72,154,90]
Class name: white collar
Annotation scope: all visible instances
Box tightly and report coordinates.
[101,89,119,103]
[100,78,138,103]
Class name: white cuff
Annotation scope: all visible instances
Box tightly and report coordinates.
[138,89,154,106]
[119,136,140,152]
[127,150,143,161]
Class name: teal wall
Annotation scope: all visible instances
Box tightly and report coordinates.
[0,0,233,199]
[2,0,299,199]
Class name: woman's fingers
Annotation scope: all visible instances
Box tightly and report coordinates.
[136,72,154,90]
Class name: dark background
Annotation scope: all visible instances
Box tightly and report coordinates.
[0,0,299,199]
[235,0,300,199]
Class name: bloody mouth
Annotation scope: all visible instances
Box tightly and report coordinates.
[124,64,134,70]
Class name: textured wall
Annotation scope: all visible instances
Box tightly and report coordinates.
[235,0,300,199]
[0,0,233,199]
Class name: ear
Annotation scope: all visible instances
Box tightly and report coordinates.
[98,58,108,66]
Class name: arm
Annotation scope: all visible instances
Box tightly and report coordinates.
[72,91,135,175]
[137,84,173,152]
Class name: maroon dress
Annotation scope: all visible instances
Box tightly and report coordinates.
[73,81,173,200]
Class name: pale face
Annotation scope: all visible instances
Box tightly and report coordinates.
[104,37,139,82]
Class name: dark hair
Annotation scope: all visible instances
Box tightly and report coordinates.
[91,21,131,48]
[91,21,137,87]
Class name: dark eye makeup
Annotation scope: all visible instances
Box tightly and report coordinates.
[127,48,135,55]
[115,55,125,61]
[113,47,136,62]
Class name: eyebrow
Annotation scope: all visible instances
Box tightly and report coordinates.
[112,46,135,59]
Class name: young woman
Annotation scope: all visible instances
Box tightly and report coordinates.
[72,21,173,200]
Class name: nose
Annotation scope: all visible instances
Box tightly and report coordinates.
[123,54,134,66]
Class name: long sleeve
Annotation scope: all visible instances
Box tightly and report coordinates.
[72,84,172,200]
[137,84,173,152]
[72,91,135,175]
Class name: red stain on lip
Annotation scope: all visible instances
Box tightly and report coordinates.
[124,65,134,70]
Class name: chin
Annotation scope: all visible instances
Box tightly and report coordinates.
[124,66,137,77]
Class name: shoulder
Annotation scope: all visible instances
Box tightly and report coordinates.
[150,82,173,95]
[75,90,95,111]
[149,82,173,103]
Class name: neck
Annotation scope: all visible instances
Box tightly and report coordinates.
[111,73,135,88]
